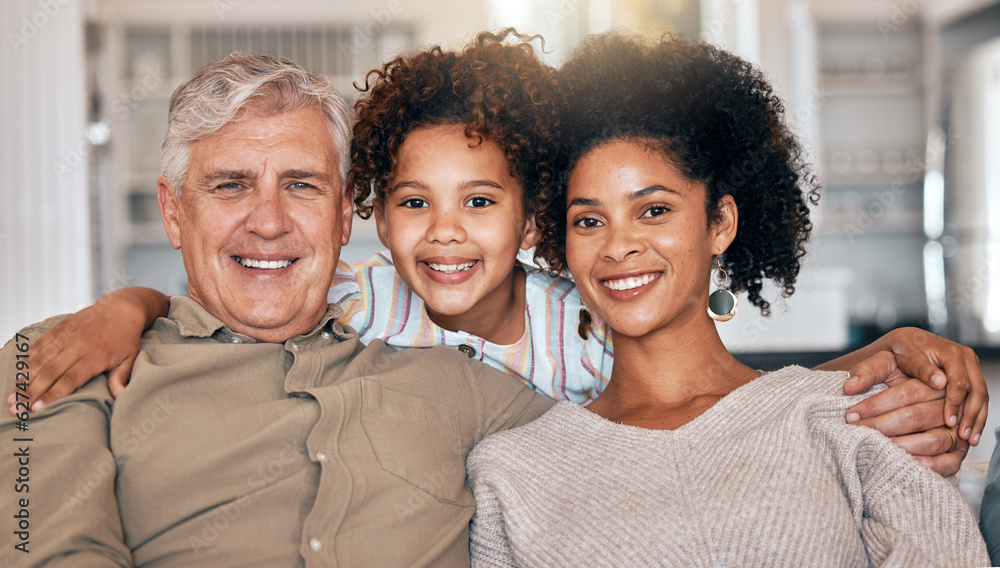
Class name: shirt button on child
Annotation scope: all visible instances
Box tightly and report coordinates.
[458,344,477,358]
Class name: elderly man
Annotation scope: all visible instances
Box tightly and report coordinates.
[0,53,552,567]
[0,52,982,567]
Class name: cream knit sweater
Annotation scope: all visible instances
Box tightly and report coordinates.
[467,367,988,567]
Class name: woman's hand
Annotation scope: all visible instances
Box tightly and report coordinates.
[7,287,169,413]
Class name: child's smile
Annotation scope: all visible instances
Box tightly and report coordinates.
[374,124,539,342]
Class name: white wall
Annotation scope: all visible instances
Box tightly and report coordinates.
[1,0,92,339]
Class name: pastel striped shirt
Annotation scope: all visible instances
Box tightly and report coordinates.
[327,251,613,402]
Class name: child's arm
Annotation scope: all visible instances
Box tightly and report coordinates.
[815,327,987,476]
[7,287,168,414]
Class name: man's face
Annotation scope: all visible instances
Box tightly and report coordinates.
[158,106,352,342]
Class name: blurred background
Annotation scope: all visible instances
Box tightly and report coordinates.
[1,0,999,459]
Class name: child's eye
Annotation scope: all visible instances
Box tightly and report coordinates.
[465,196,494,208]
[573,217,603,229]
[402,198,428,209]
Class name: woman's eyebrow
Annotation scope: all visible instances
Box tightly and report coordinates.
[629,185,682,201]
[567,197,600,208]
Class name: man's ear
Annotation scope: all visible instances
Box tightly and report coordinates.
[158,176,183,250]
[519,214,541,251]
[710,194,738,256]
[341,186,354,247]
[373,198,390,249]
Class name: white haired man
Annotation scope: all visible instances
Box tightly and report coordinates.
[0,52,552,567]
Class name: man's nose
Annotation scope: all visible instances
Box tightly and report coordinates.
[244,186,292,239]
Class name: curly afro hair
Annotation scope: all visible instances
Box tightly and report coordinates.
[349,28,559,221]
[536,33,819,316]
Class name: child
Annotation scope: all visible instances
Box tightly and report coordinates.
[332,29,611,402]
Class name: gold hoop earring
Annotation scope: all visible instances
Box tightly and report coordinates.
[578,308,592,340]
[708,258,737,322]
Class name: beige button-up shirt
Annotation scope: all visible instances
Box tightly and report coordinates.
[1,296,553,567]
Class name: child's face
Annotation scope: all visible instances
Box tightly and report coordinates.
[374,124,539,320]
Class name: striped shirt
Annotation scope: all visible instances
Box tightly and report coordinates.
[328,251,613,402]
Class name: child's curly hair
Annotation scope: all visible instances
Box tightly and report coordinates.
[349,28,559,220]
[536,33,820,316]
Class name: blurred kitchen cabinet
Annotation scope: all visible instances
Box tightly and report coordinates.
[803,11,930,329]
[813,21,927,237]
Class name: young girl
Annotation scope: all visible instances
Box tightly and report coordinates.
[16,32,988,464]
[331,29,611,402]
[466,32,988,566]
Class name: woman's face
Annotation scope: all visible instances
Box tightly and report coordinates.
[564,140,735,339]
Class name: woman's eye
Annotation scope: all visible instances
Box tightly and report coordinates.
[402,198,428,209]
[573,217,603,228]
[465,196,493,208]
[644,206,669,217]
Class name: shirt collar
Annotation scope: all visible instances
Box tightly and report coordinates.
[167,296,351,343]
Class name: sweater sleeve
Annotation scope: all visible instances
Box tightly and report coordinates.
[825,418,988,567]
[1,317,132,567]
[468,450,517,568]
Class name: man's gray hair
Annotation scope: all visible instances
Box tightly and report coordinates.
[160,51,352,193]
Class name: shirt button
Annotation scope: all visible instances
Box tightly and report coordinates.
[316,452,328,462]
[321,331,332,340]
[231,337,242,344]
[309,538,322,552]
[457,344,476,358]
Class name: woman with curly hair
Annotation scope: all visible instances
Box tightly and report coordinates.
[466,33,988,566]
